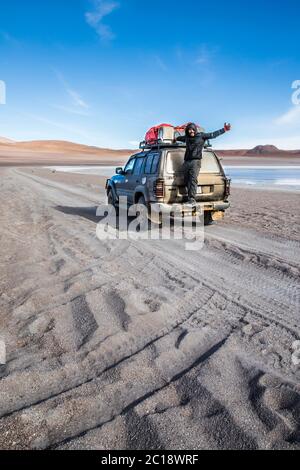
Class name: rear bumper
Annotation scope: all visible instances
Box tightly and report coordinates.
[151,201,230,214]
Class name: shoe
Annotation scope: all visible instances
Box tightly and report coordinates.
[185,199,196,206]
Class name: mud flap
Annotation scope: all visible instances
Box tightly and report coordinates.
[212,211,225,221]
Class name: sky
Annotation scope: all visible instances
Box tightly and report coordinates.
[0,0,300,149]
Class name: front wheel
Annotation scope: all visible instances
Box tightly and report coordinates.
[107,190,119,215]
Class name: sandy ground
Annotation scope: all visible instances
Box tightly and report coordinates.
[0,167,299,450]
[0,150,130,167]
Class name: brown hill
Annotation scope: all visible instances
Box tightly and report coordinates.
[245,145,281,156]
[0,139,133,155]
[0,136,15,144]
[217,145,300,158]
[0,139,135,166]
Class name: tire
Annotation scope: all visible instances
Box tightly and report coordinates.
[204,211,214,226]
[107,190,119,216]
[138,196,163,227]
[136,196,150,231]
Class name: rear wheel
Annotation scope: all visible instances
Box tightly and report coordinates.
[137,196,150,231]
[204,211,214,226]
[138,196,163,227]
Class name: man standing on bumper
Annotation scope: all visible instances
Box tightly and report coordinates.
[176,122,231,205]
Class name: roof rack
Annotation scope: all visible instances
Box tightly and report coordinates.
[139,139,185,150]
[139,139,213,150]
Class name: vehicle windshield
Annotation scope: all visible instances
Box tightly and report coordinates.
[166,151,221,174]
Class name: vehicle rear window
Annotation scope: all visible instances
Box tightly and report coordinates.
[166,151,220,174]
[151,153,160,173]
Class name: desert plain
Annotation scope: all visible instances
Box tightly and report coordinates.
[0,139,299,450]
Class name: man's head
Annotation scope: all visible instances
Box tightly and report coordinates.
[185,123,198,138]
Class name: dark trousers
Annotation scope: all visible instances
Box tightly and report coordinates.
[184,159,201,200]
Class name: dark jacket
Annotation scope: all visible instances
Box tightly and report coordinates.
[176,123,225,161]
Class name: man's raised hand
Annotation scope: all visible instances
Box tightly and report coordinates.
[224,123,231,132]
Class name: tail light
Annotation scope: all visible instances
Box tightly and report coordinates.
[154,179,165,198]
[224,178,231,199]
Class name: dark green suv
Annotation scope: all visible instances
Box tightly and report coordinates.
[106,145,230,224]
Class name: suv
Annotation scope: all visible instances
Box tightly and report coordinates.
[106,144,231,224]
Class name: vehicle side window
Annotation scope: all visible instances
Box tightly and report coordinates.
[151,153,160,174]
[145,154,154,174]
[144,153,161,174]
[124,158,136,174]
[133,157,145,176]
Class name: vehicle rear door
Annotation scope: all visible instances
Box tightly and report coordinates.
[198,151,225,201]
[163,150,225,203]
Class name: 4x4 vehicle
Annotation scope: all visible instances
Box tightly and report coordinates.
[106,143,231,224]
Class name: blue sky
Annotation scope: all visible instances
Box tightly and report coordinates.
[0,0,300,149]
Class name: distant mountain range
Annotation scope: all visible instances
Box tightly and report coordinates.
[0,136,15,144]
[1,138,299,156]
[1,138,300,166]
[217,145,300,157]
[0,137,132,154]
[0,137,134,166]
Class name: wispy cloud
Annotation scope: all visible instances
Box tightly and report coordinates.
[85,0,120,41]
[53,70,90,113]
[0,30,20,46]
[20,111,92,140]
[66,88,89,109]
[175,46,184,61]
[275,106,300,126]
[195,45,218,65]
[52,104,91,117]
[154,55,168,72]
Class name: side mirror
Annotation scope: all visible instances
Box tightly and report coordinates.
[116,167,124,175]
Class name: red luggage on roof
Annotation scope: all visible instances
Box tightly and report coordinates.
[145,123,174,144]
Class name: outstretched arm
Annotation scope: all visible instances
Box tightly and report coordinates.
[202,123,231,140]
[175,135,186,143]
